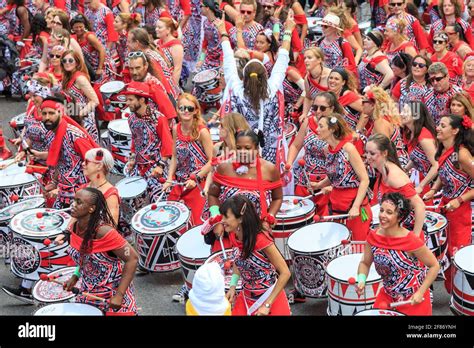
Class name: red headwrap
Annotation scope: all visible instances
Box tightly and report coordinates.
[462,115,473,129]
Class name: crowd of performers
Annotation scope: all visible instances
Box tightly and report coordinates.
[0,0,473,316]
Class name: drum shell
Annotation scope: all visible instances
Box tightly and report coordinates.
[451,245,474,316]
[354,309,405,316]
[108,119,132,175]
[0,161,41,209]
[116,177,149,237]
[131,202,191,272]
[288,222,350,298]
[424,211,449,277]
[176,225,211,289]
[34,303,103,316]
[100,81,126,113]
[284,122,297,145]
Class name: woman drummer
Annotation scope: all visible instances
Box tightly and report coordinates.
[64,188,138,315]
[223,195,291,316]
[357,192,439,316]
[423,114,474,293]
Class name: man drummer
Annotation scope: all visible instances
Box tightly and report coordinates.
[40,96,99,209]
[123,81,173,201]
[128,53,177,123]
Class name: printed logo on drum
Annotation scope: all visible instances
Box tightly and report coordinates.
[18,322,56,341]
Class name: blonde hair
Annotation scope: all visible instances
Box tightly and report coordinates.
[387,17,408,41]
[32,72,57,88]
[367,86,401,125]
[221,113,251,150]
[118,12,142,30]
[328,6,351,30]
[178,93,205,140]
[304,47,325,63]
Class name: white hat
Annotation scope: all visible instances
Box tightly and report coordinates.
[188,262,230,315]
[316,13,343,31]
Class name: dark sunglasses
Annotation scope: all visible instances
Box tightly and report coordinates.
[53,21,62,25]
[433,40,446,45]
[429,75,446,82]
[446,31,457,36]
[240,10,253,14]
[49,53,61,59]
[311,104,328,112]
[412,61,427,68]
[179,105,196,113]
[262,5,274,9]
[62,58,75,64]
[84,159,100,165]
[389,2,404,6]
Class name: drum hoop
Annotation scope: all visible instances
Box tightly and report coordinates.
[0,197,45,222]
[287,222,349,251]
[100,81,125,93]
[453,245,474,275]
[132,202,190,234]
[9,209,70,237]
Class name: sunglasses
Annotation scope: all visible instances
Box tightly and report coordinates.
[412,61,427,68]
[62,58,75,64]
[362,99,374,104]
[262,5,274,9]
[429,75,446,82]
[179,105,196,113]
[53,21,62,26]
[240,10,253,14]
[446,31,457,36]
[128,51,146,59]
[311,104,328,112]
[433,40,446,45]
[84,159,101,165]
[389,2,404,6]
[49,53,61,59]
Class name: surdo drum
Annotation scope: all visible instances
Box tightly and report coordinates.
[451,245,474,316]
[274,196,315,261]
[284,122,297,146]
[204,248,242,292]
[424,211,449,277]
[0,159,41,209]
[0,197,45,264]
[354,309,405,316]
[34,303,103,316]
[370,204,380,229]
[108,119,132,175]
[100,81,127,113]
[193,69,222,104]
[9,208,71,281]
[116,176,149,237]
[32,266,81,305]
[176,225,211,289]
[287,222,350,298]
[9,112,25,138]
[326,253,382,316]
[131,201,191,272]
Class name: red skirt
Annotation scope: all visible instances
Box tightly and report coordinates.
[374,287,432,316]
[232,289,291,316]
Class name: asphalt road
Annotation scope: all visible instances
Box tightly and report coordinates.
[0,97,454,316]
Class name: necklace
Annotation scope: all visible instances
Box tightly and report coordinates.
[92,180,108,190]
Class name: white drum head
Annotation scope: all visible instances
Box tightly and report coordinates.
[116,177,148,199]
[454,245,474,275]
[0,160,37,186]
[371,204,380,225]
[34,303,103,316]
[176,225,211,259]
[277,196,315,219]
[13,113,26,125]
[32,267,80,303]
[0,197,45,222]
[193,69,218,83]
[424,211,448,234]
[100,80,125,94]
[355,309,405,316]
[326,253,380,283]
[108,119,131,136]
[10,208,71,238]
[284,122,297,138]
[288,222,350,253]
[132,201,190,235]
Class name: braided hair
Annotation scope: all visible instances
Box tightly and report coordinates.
[78,187,117,265]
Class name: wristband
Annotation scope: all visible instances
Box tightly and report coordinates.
[273,23,280,33]
[199,52,205,61]
[357,273,366,284]
[284,30,292,36]
[73,266,81,278]
[283,34,291,41]
[221,33,229,39]
[230,273,240,287]
[209,205,220,217]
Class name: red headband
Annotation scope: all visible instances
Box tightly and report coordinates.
[40,100,64,112]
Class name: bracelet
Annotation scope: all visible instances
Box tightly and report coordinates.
[261,213,276,225]
[357,273,367,284]
[220,33,229,38]
[284,30,292,36]
[230,273,240,287]
[272,23,280,33]
[73,266,81,278]
[209,205,220,217]
[283,34,291,42]
[157,159,167,169]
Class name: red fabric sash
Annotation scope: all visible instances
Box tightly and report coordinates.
[338,91,360,106]
[437,146,455,167]
[328,136,351,154]
[70,227,127,253]
[307,73,328,91]
[212,172,282,191]
[65,71,85,90]
[308,116,318,135]
[367,230,425,252]
[159,39,182,48]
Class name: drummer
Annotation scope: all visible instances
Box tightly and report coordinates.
[357,192,439,315]
[63,188,139,315]
[124,81,173,201]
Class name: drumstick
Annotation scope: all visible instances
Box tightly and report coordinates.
[71,288,107,303]
[297,159,314,194]
[295,191,325,201]
[379,298,425,309]
[158,177,186,186]
[125,176,147,185]
[36,207,72,219]
[313,214,350,222]
[39,273,64,286]
[10,194,44,202]
[189,173,205,196]
[0,159,20,170]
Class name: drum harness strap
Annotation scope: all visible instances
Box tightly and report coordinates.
[243,283,276,316]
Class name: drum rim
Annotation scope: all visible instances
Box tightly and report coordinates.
[99,80,126,93]
[326,253,381,283]
[32,266,77,303]
[453,245,474,275]
[287,222,350,252]
[0,197,46,222]
[107,119,132,135]
[276,196,316,219]
[131,201,191,234]
[193,69,219,83]
[116,176,148,197]
[176,225,211,259]
[354,308,405,316]
[9,208,71,237]
[424,211,448,233]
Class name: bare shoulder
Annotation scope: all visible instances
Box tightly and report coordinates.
[95,225,114,239]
